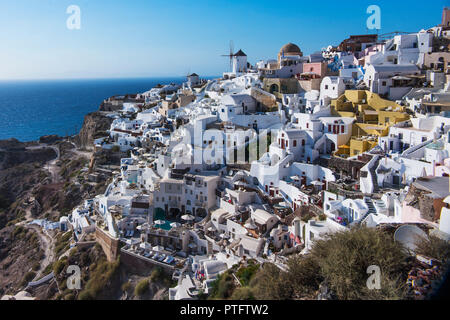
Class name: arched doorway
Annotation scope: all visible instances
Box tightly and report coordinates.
[196,208,207,219]
[269,84,279,94]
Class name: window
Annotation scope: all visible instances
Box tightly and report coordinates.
[325,85,329,90]
[382,81,387,86]
[293,140,297,147]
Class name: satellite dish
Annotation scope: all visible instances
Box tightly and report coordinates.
[394,225,427,252]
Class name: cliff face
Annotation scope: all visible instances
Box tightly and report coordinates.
[0,139,57,170]
[75,112,113,149]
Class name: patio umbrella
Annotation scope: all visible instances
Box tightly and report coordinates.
[126,239,138,245]
[244,218,257,230]
[181,214,195,221]
[139,242,151,250]
[136,223,150,231]
[170,222,181,228]
[154,220,165,225]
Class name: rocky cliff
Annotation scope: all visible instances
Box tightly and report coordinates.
[74,112,113,149]
[0,139,57,170]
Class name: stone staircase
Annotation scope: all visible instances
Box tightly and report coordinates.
[359,197,377,225]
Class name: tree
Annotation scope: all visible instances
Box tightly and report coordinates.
[250,263,292,300]
[309,227,408,300]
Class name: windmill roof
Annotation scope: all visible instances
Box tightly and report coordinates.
[234,49,247,57]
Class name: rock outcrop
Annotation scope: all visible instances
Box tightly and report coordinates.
[74,112,113,149]
[0,139,56,170]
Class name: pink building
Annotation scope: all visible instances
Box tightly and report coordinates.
[358,44,384,66]
[302,62,327,78]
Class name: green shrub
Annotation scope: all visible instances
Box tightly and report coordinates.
[53,259,67,275]
[121,281,132,293]
[78,290,94,300]
[77,258,120,300]
[415,235,450,263]
[236,263,259,286]
[310,227,408,300]
[135,278,149,297]
[209,271,235,299]
[64,293,75,300]
[230,287,255,300]
[20,271,36,287]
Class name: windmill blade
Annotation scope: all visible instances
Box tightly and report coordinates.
[229,40,234,71]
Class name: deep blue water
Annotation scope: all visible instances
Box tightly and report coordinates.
[0,77,191,142]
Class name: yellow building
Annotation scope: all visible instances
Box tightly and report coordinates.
[331,90,409,157]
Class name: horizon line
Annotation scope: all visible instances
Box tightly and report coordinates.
[0,75,221,82]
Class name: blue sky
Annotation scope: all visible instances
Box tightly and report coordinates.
[0,0,448,80]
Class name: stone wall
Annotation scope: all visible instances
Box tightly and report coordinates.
[95,226,120,262]
[251,87,277,111]
[120,248,174,275]
[318,156,368,179]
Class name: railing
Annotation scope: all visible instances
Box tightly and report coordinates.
[26,272,54,288]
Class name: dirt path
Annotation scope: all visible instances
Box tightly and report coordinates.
[15,144,62,280]
[28,224,55,280]
[16,141,91,281]
[68,141,93,159]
